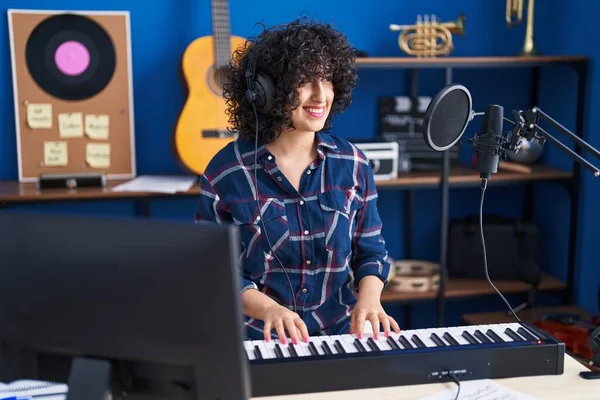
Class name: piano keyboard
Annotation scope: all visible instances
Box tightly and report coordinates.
[245,322,565,397]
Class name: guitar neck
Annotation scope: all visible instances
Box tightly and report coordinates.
[212,0,232,68]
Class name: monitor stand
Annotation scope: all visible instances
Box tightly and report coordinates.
[66,357,111,400]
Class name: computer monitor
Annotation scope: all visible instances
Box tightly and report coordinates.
[0,211,249,400]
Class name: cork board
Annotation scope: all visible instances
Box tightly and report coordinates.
[8,9,136,182]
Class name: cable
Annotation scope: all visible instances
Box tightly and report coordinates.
[479,178,521,323]
[449,373,461,400]
[252,103,297,314]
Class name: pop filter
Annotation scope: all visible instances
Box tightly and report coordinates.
[423,84,473,151]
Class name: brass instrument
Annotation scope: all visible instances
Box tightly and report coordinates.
[506,0,537,55]
[390,13,465,57]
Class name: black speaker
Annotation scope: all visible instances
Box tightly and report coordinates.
[37,173,106,190]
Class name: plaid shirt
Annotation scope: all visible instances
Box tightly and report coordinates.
[194,132,391,339]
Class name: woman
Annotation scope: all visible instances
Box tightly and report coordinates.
[194,18,400,345]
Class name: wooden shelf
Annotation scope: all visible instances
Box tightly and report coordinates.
[0,164,571,204]
[376,164,572,189]
[0,179,201,203]
[381,272,567,303]
[462,305,593,325]
[355,55,588,69]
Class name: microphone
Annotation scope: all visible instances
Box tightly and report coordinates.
[422,83,600,179]
[470,104,508,181]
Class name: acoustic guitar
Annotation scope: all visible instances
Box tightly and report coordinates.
[173,0,246,175]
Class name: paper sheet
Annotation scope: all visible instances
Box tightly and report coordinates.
[85,114,109,139]
[27,103,52,129]
[111,175,197,194]
[0,379,67,398]
[58,112,84,138]
[419,379,538,400]
[86,143,111,168]
[44,141,68,166]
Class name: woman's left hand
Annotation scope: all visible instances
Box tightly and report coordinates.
[351,296,401,339]
[350,276,401,339]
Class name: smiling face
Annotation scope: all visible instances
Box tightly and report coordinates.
[288,77,335,134]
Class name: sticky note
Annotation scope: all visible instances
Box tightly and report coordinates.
[86,143,110,168]
[85,114,109,140]
[27,103,52,129]
[58,112,84,138]
[44,141,68,166]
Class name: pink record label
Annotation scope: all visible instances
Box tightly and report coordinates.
[54,40,90,76]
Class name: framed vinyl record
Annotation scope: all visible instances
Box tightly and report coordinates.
[7,9,136,182]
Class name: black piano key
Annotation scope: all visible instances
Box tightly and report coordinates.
[398,336,414,349]
[334,340,346,354]
[462,331,479,345]
[367,337,380,351]
[505,327,525,341]
[518,327,538,341]
[411,335,426,348]
[274,344,285,358]
[308,341,319,355]
[525,325,549,340]
[354,338,367,352]
[387,336,400,350]
[486,329,505,343]
[288,344,298,357]
[430,333,446,347]
[443,332,460,346]
[474,330,492,344]
[254,345,263,360]
[321,341,333,355]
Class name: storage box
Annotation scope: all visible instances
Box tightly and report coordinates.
[354,141,399,181]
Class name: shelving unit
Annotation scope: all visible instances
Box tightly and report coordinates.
[0,55,589,330]
[354,55,590,328]
[356,56,588,326]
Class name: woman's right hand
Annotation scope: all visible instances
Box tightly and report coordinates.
[262,304,309,345]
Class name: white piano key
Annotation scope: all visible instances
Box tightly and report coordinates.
[252,340,274,359]
[341,334,366,352]
[297,340,312,356]
[243,341,256,360]
[395,331,417,349]
[484,324,515,342]
[332,334,357,353]
[448,327,471,345]
[426,328,453,346]
[375,334,393,351]
[499,323,525,340]
[319,335,340,354]
[511,323,540,340]
[355,333,379,352]
[461,326,483,343]
[400,329,424,348]
[308,336,326,355]
[277,341,292,357]
[414,329,438,348]
[263,340,282,358]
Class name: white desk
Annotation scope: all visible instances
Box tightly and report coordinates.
[254,355,597,399]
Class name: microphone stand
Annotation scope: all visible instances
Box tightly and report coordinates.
[504,107,600,319]
[509,107,600,177]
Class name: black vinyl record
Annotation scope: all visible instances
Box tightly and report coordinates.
[25,13,116,101]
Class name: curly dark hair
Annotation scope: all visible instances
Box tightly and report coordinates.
[223,18,358,144]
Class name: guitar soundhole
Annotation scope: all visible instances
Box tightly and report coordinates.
[208,65,232,95]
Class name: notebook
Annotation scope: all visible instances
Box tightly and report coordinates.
[0,380,67,399]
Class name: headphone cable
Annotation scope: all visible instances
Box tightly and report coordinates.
[252,103,297,314]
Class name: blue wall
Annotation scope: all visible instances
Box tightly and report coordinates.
[0,0,597,325]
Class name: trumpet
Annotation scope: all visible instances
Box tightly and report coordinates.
[390,13,465,58]
[506,0,537,55]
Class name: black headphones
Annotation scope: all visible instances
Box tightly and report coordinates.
[244,44,276,114]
